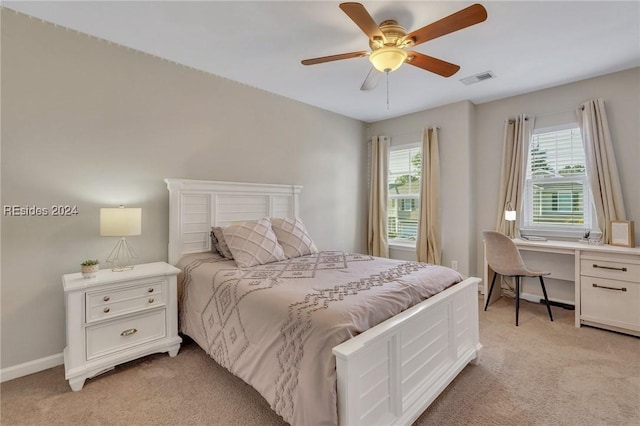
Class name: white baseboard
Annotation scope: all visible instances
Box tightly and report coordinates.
[0,352,64,383]
[479,285,575,307]
[519,291,574,306]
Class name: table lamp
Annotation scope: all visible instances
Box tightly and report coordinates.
[504,202,516,238]
[100,205,141,271]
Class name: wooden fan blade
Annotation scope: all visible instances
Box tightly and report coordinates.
[339,2,385,42]
[301,51,368,66]
[360,67,382,91]
[406,3,487,47]
[406,51,460,77]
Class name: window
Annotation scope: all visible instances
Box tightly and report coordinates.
[388,144,421,244]
[522,125,591,235]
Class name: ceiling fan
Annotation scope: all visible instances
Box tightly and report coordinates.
[301,2,487,91]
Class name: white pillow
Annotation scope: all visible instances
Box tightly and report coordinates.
[222,218,286,268]
[270,217,319,259]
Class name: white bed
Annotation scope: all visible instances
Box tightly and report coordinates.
[165,178,481,426]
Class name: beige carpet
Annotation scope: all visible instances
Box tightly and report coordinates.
[2,296,639,425]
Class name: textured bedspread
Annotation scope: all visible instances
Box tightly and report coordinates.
[177,251,463,426]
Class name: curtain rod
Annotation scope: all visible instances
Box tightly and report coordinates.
[387,127,441,137]
[523,105,586,120]
[367,126,440,142]
[367,127,441,141]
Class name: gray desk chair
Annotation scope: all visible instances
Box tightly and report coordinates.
[483,230,553,326]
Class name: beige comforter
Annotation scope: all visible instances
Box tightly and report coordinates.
[177,251,463,426]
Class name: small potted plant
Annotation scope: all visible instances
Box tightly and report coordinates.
[81,259,100,279]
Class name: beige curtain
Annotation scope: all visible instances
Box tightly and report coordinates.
[416,127,441,264]
[495,114,535,237]
[577,99,627,243]
[368,136,390,257]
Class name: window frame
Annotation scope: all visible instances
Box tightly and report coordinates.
[520,123,595,239]
[387,142,422,247]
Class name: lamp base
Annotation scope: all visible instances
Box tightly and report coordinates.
[106,237,138,272]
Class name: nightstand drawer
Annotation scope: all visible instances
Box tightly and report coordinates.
[580,257,640,282]
[86,280,165,323]
[86,309,166,360]
[581,276,640,330]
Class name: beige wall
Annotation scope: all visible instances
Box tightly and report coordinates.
[367,68,639,300]
[474,67,640,298]
[2,10,638,371]
[1,12,367,368]
[368,100,477,276]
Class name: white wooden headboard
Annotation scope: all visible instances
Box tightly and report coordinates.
[165,178,302,264]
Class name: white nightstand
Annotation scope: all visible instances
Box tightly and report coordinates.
[62,262,182,391]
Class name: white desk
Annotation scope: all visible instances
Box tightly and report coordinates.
[483,238,640,335]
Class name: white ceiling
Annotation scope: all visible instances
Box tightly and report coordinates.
[5,1,640,123]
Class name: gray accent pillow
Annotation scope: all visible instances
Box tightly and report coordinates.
[270,217,319,258]
[211,226,234,259]
[210,231,220,254]
[222,218,286,268]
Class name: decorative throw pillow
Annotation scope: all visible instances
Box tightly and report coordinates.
[270,217,319,259]
[211,226,234,259]
[210,231,220,254]
[222,218,286,268]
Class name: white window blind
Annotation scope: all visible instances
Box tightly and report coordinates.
[388,145,421,243]
[523,126,591,232]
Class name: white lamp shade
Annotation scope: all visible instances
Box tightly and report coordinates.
[100,207,142,236]
[504,209,517,222]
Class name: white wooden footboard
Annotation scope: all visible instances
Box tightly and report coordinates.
[332,276,481,426]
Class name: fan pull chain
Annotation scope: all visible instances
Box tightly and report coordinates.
[386,70,390,110]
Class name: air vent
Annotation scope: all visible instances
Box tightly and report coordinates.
[460,71,496,85]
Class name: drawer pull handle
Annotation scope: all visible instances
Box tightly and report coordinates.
[148,288,154,293]
[103,296,110,302]
[120,328,138,337]
[592,264,627,272]
[148,298,154,303]
[592,283,627,292]
[103,307,110,313]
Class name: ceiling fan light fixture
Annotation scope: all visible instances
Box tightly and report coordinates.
[369,46,408,72]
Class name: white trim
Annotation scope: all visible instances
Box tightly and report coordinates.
[523,124,592,237]
[388,242,416,252]
[0,352,63,383]
[483,289,575,310]
[532,122,579,134]
[389,141,421,151]
[388,145,422,243]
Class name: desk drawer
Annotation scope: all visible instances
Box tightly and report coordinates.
[580,258,640,282]
[580,276,640,329]
[86,309,166,360]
